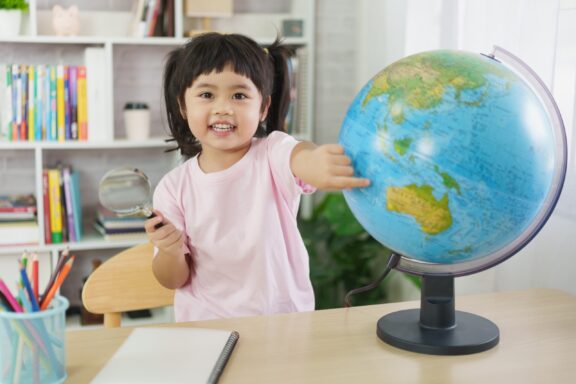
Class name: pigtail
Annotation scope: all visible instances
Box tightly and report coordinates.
[163,46,201,159]
[263,39,294,135]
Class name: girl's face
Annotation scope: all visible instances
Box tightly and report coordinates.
[182,65,269,166]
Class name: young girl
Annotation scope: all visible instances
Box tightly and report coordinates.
[145,33,369,322]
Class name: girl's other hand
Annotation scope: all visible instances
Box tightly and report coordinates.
[145,210,185,258]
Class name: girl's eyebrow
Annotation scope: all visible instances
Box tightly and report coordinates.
[193,82,253,91]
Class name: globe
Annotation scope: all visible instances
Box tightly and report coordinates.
[339,47,567,277]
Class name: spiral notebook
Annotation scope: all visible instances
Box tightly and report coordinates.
[91,327,239,384]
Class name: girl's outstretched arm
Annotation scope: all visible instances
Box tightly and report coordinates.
[145,211,191,289]
[290,141,370,190]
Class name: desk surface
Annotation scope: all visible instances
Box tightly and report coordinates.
[66,288,576,383]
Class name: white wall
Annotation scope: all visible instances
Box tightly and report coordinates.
[352,0,576,297]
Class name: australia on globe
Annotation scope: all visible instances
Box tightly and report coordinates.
[339,49,565,275]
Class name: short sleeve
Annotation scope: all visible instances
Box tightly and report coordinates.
[266,131,316,202]
[152,171,191,257]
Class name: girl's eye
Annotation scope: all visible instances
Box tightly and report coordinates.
[199,92,212,98]
[232,93,247,100]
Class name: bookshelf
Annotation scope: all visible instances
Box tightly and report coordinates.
[0,0,315,322]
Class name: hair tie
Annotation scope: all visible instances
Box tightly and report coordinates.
[263,48,269,55]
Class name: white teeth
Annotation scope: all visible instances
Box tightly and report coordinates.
[211,123,234,131]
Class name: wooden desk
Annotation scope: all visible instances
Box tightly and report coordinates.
[66,289,576,383]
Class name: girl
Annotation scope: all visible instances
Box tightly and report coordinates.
[145,33,369,322]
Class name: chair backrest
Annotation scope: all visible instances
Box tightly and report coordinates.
[81,242,174,328]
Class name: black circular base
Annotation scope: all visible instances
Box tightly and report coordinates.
[377,309,499,355]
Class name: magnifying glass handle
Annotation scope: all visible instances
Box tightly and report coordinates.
[148,211,164,229]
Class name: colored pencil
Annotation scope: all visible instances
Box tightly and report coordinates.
[20,261,40,311]
[32,254,39,301]
[40,256,75,311]
[0,278,23,312]
[40,248,69,303]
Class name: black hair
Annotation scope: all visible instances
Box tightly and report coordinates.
[163,32,294,158]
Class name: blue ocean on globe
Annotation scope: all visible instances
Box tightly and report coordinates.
[339,50,560,267]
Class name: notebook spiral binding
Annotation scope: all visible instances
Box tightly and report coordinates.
[207,330,240,384]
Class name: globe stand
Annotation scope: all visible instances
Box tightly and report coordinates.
[377,275,499,355]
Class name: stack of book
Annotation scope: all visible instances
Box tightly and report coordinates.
[94,207,147,241]
[42,164,83,244]
[130,0,175,37]
[0,64,88,142]
[0,194,39,246]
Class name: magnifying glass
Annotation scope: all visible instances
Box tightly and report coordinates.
[98,167,163,228]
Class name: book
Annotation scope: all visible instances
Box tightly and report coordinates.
[42,169,52,243]
[94,220,146,235]
[50,65,58,141]
[12,64,20,141]
[47,168,63,243]
[0,64,12,141]
[0,194,36,212]
[56,65,65,142]
[36,64,44,141]
[84,47,109,142]
[77,66,87,141]
[62,166,77,242]
[27,64,35,141]
[93,221,147,241]
[69,66,78,140]
[91,327,239,384]
[97,207,147,230]
[0,220,39,245]
[0,194,37,220]
[69,170,83,240]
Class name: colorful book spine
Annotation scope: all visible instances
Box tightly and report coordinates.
[70,170,82,240]
[69,66,78,140]
[50,66,57,141]
[77,66,87,141]
[20,64,28,141]
[58,165,68,242]
[11,64,19,141]
[47,168,63,243]
[36,64,44,141]
[27,65,35,141]
[43,64,51,141]
[56,65,65,142]
[64,66,70,140]
[42,169,52,244]
[62,166,76,242]
[0,64,12,141]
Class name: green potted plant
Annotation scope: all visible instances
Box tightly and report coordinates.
[299,192,420,309]
[0,0,29,37]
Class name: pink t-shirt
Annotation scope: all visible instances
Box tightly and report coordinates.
[153,131,315,321]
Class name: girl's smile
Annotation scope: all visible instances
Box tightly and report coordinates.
[209,121,237,137]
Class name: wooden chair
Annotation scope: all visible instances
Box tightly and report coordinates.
[81,242,174,328]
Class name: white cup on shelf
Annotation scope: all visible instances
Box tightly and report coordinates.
[124,102,150,140]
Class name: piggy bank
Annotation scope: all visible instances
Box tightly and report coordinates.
[52,5,80,36]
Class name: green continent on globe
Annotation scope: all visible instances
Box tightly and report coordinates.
[393,137,413,155]
[361,51,511,123]
[386,184,452,235]
[434,165,461,195]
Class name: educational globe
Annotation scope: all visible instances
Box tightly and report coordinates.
[340,48,566,276]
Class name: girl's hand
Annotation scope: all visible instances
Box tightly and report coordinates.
[145,210,185,258]
[291,143,371,190]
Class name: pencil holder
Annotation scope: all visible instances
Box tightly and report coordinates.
[0,296,69,384]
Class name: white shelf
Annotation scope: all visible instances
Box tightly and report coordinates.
[0,237,149,256]
[0,138,171,150]
[0,34,310,47]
